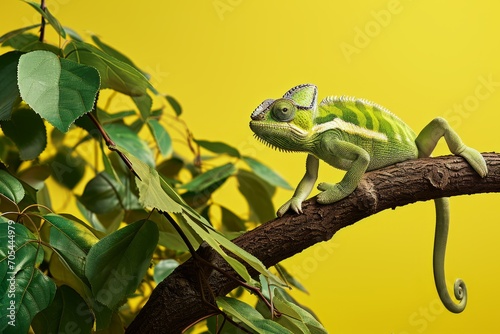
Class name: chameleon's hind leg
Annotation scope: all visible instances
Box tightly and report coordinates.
[415,117,487,176]
[415,117,487,313]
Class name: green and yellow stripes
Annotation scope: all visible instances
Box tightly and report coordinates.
[318,96,416,143]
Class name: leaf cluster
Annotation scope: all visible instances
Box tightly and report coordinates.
[0,2,326,333]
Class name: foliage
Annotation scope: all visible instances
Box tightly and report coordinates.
[0,2,326,333]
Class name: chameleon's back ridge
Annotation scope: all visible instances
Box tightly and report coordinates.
[249,83,488,314]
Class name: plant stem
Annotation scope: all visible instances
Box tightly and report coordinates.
[86,111,141,180]
[39,0,46,42]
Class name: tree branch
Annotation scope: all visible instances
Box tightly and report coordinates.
[126,153,500,333]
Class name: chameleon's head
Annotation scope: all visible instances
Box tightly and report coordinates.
[249,84,318,152]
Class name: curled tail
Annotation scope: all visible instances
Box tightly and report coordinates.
[433,197,467,313]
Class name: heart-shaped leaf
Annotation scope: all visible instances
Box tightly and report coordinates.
[17,50,100,132]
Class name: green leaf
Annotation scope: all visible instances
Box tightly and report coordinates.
[157,156,184,179]
[220,205,246,232]
[91,35,137,69]
[0,24,40,44]
[182,211,285,287]
[0,106,47,160]
[85,219,158,310]
[243,156,292,190]
[216,297,293,334]
[17,50,100,132]
[2,33,38,50]
[31,285,93,334]
[49,146,86,189]
[165,95,182,116]
[94,311,124,333]
[147,119,172,157]
[64,40,153,97]
[0,170,25,203]
[132,93,152,120]
[273,289,327,334]
[64,27,83,41]
[18,165,51,190]
[0,268,56,334]
[43,214,99,282]
[119,148,183,213]
[207,315,243,334]
[96,108,136,124]
[236,170,276,223]
[23,1,66,38]
[0,51,23,120]
[79,172,129,214]
[195,139,240,158]
[275,264,308,294]
[104,123,154,168]
[0,222,56,334]
[180,163,236,192]
[0,136,15,166]
[181,178,227,209]
[124,209,188,252]
[153,259,179,284]
[182,212,251,283]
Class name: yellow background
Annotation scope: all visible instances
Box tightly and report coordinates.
[2,0,500,333]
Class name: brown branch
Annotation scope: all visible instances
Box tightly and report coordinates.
[126,153,500,334]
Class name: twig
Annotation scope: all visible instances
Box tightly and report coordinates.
[86,110,141,180]
[39,0,46,42]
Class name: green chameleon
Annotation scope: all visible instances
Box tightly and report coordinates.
[249,83,488,313]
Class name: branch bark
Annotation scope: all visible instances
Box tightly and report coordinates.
[126,153,500,333]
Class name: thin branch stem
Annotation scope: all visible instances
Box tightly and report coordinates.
[86,109,141,180]
[160,210,198,257]
[39,0,46,42]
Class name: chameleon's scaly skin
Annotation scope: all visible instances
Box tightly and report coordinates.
[249,84,488,313]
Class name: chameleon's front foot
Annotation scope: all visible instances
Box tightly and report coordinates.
[316,182,351,204]
[459,147,488,178]
[277,197,304,217]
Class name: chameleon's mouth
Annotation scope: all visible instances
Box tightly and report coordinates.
[252,133,294,153]
[249,120,306,153]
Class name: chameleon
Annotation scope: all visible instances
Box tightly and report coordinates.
[249,83,488,313]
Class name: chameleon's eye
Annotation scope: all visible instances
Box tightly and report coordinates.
[271,100,296,122]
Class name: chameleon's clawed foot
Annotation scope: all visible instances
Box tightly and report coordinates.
[316,182,350,204]
[459,147,488,178]
[277,197,304,217]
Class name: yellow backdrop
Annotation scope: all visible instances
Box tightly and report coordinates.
[2,1,499,333]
